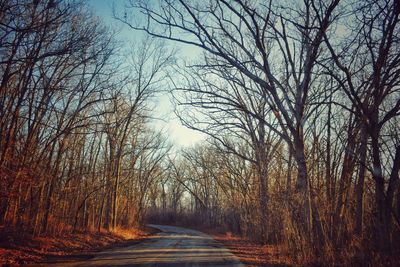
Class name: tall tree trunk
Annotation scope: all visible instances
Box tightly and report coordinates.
[325,98,334,238]
[111,160,121,230]
[293,134,312,241]
[257,122,269,243]
[258,155,269,243]
[333,114,357,243]
[41,140,64,234]
[370,127,391,252]
[98,191,106,232]
[355,124,367,236]
[287,150,292,190]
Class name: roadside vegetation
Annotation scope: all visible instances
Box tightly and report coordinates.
[0,226,150,266]
[125,0,400,266]
[1,0,399,266]
[0,0,171,265]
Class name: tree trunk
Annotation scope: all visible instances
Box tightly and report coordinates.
[293,135,312,241]
[41,141,64,234]
[98,191,106,232]
[258,157,269,242]
[111,165,120,230]
[333,115,357,244]
[370,128,391,253]
[254,120,269,242]
[325,99,334,238]
[355,124,367,236]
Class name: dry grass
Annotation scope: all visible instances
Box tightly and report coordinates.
[0,226,153,266]
[110,226,146,240]
[210,231,293,267]
[212,231,400,267]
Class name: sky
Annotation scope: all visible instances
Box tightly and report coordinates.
[87,0,205,148]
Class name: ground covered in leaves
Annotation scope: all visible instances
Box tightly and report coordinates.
[207,231,292,267]
[0,226,154,266]
[213,234,294,267]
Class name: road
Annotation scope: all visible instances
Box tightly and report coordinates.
[34,224,244,267]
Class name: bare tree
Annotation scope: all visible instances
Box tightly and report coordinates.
[322,0,400,252]
[119,0,341,244]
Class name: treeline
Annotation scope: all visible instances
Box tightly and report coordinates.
[121,0,400,265]
[0,0,173,236]
[1,0,399,265]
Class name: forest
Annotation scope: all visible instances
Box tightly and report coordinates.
[0,0,399,266]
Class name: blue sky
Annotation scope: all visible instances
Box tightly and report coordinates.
[88,0,205,148]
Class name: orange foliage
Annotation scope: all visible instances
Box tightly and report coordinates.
[110,227,147,240]
[0,226,149,266]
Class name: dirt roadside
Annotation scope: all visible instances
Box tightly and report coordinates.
[204,230,293,267]
[0,226,159,266]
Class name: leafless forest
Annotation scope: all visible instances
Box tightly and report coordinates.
[0,0,399,266]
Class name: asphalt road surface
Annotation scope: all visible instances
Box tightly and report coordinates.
[34,224,244,267]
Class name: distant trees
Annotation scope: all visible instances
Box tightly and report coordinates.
[0,0,172,236]
[122,0,341,243]
[1,0,399,265]
[122,0,400,265]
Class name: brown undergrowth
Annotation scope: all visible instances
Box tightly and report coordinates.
[201,228,292,267]
[0,226,157,266]
[209,230,400,267]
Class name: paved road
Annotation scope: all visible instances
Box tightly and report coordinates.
[34,224,244,267]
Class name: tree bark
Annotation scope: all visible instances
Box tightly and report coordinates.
[370,126,391,252]
[355,124,367,236]
[293,134,312,240]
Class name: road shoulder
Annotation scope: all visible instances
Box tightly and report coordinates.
[0,226,159,266]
